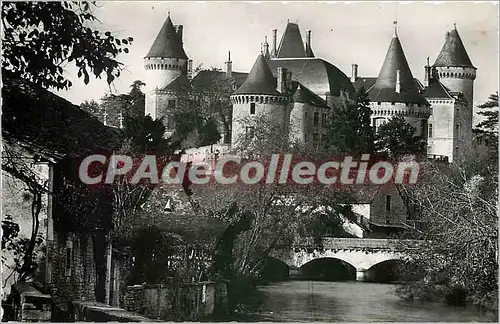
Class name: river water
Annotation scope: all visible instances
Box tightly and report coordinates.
[237,281,496,322]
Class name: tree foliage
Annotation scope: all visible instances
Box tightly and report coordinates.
[376,116,426,158]
[2,1,133,90]
[397,145,498,309]
[473,92,498,153]
[325,87,375,155]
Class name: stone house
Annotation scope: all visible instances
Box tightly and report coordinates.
[2,76,127,319]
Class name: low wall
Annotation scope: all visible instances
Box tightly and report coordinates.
[71,301,156,322]
[123,281,218,321]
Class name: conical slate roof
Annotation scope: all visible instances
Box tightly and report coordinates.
[233,54,281,95]
[277,22,306,58]
[368,31,428,105]
[145,16,188,59]
[433,26,475,68]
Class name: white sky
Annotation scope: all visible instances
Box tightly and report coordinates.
[55,1,498,114]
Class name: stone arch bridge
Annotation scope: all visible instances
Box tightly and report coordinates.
[270,238,417,281]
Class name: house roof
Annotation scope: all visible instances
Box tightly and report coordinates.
[292,83,328,107]
[267,58,355,97]
[233,54,282,95]
[353,77,377,92]
[433,26,475,69]
[277,22,307,58]
[2,75,122,161]
[145,15,188,60]
[163,74,192,92]
[190,70,248,92]
[368,33,429,105]
[422,78,453,99]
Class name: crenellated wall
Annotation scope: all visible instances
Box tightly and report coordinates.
[370,101,431,138]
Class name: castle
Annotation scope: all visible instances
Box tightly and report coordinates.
[143,14,476,163]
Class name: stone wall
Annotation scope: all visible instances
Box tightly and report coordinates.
[46,231,98,320]
[123,281,217,321]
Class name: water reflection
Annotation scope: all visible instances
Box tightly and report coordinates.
[238,281,496,322]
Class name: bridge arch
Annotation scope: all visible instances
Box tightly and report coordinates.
[259,257,290,281]
[299,257,356,281]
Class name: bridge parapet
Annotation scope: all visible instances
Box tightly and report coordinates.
[293,238,420,251]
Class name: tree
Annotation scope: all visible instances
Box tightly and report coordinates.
[166,67,233,147]
[473,92,498,152]
[325,87,375,155]
[397,145,497,309]
[2,2,133,90]
[376,116,426,158]
[1,144,49,283]
[81,100,102,120]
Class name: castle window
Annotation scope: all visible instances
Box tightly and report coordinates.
[313,133,319,147]
[168,117,176,129]
[391,102,395,105]
[428,124,433,138]
[321,134,327,149]
[245,126,255,141]
[313,112,319,126]
[250,102,256,115]
[167,99,176,109]
[65,236,73,277]
[456,124,460,132]
[421,120,428,138]
[377,102,381,105]
[321,113,327,127]
[430,107,433,115]
[304,134,308,143]
[305,112,308,118]
[386,195,391,212]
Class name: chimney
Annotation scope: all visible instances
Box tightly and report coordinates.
[225,50,232,78]
[263,36,270,59]
[176,25,183,45]
[272,29,277,57]
[395,70,401,93]
[187,59,193,79]
[423,57,431,87]
[306,29,311,49]
[351,64,358,82]
[277,67,287,93]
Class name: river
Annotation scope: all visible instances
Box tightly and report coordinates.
[236,281,496,322]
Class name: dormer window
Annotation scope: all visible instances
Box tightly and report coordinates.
[391,102,395,106]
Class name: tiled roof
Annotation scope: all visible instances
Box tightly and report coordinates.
[368,35,428,105]
[353,77,377,92]
[277,22,307,58]
[2,75,122,160]
[163,74,192,92]
[433,27,475,69]
[422,78,453,99]
[292,83,328,107]
[145,16,188,60]
[233,54,281,95]
[191,70,247,92]
[267,58,355,97]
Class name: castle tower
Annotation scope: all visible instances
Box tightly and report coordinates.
[433,24,476,110]
[144,13,189,119]
[368,22,430,139]
[424,24,476,162]
[230,54,290,146]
